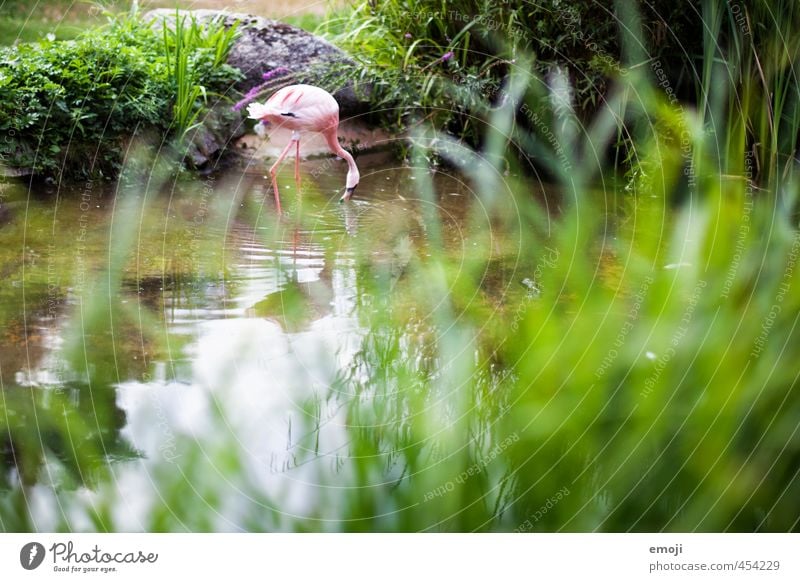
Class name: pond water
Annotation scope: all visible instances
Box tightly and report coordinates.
[0,152,555,531]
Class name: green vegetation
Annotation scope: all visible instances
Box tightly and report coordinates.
[0,0,97,45]
[325,0,800,190]
[0,7,242,178]
[0,1,324,46]
[162,11,241,134]
[323,0,700,141]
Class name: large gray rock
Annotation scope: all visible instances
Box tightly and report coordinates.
[143,9,368,119]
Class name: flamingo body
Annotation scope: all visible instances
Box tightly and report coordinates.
[247,84,359,212]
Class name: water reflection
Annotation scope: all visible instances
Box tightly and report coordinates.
[0,382,134,489]
[0,154,508,529]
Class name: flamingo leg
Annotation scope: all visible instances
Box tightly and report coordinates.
[294,139,301,191]
[269,138,297,213]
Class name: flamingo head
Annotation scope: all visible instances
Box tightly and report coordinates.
[339,186,356,203]
[339,167,360,202]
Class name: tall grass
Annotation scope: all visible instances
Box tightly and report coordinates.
[324,0,800,188]
[321,1,699,142]
[715,0,800,189]
[161,11,240,135]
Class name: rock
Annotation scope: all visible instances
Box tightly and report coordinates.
[143,9,369,119]
[183,102,246,171]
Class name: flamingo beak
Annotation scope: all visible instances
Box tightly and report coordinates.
[339,185,357,203]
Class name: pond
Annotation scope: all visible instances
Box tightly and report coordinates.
[0,151,557,531]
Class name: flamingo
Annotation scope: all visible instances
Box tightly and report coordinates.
[246,84,360,212]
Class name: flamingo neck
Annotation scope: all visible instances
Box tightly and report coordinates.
[325,131,360,188]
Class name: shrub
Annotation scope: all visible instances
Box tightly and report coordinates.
[0,10,242,179]
[324,0,800,187]
[323,1,700,140]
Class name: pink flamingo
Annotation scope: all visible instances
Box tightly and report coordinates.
[246,84,360,212]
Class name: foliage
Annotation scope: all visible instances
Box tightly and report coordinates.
[0,0,101,45]
[0,8,242,179]
[713,0,800,189]
[322,0,700,142]
[162,11,241,135]
[324,0,800,189]
[617,0,800,196]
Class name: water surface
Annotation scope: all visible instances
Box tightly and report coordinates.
[0,153,551,530]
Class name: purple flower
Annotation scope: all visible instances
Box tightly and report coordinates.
[262,66,289,81]
[441,51,454,62]
[404,33,412,39]
[232,67,291,112]
[232,84,266,111]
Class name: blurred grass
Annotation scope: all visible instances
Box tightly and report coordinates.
[0,1,109,45]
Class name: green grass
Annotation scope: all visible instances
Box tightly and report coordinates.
[286,12,327,32]
[319,0,702,143]
[0,0,120,45]
[162,10,240,135]
[0,19,86,45]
